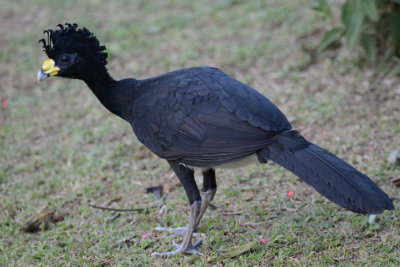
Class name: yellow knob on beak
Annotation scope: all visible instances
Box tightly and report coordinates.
[37,59,60,83]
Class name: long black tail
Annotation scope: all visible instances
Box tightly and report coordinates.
[259,130,394,214]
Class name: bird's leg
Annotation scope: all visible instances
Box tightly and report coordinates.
[176,200,202,253]
[156,168,218,234]
[153,161,203,256]
[195,168,217,230]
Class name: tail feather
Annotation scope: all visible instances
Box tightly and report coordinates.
[262,131,394,214]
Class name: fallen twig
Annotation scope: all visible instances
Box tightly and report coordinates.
[87,204,157,213]
[110,213,121,221]
[220,211,242,216]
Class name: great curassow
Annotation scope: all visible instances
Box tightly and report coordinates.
[37,23,394,256]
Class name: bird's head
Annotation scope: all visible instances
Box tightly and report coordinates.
[37,23,108,82]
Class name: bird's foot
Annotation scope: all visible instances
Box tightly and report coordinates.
[153,200,203,256]
[152,239,202,256]
[155,226,202,238]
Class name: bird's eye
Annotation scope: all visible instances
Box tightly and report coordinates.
[60,55,70,63]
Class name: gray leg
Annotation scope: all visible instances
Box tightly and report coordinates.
[177,200,202,254]
[156,183,216,237]
[195,168,217,229]
[195,188,216,229]
[153,161,203,256]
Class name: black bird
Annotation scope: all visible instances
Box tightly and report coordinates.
[37,24,394,256]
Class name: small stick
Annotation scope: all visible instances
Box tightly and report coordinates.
[110,213,121,221]
[87,204,157,212]
[220,211,242,215]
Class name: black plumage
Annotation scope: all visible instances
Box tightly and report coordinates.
[132,67,289,166]
[37,24,394,255]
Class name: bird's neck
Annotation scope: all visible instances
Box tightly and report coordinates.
[82,65,138,120]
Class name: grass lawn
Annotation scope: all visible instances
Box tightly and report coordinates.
[0,0,399,265]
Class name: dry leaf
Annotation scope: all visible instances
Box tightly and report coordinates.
[216,241,258,258]
[21,204,55,232]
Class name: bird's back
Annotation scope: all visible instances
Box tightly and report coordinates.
[130,66,291,167]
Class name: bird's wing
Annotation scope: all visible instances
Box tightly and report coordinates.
[132,67,291,167]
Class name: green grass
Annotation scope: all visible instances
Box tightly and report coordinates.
[1,0,399,265]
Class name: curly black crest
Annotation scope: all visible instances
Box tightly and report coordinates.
[39,23,108,65]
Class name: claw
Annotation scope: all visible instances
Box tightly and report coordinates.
[152,240,203,256]
[153,200,203,256]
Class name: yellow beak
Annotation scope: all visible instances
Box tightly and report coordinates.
[37,59,60,83]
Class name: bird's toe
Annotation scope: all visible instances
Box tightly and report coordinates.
[152,240,203,257]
